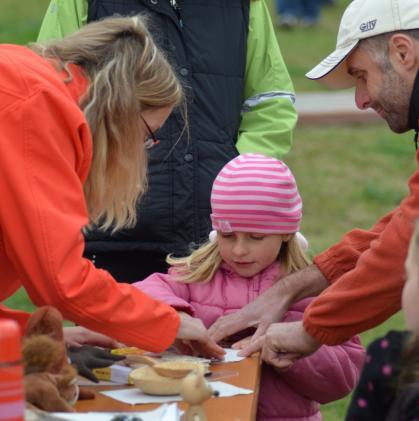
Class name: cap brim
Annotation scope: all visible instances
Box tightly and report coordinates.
[305,42,359,89]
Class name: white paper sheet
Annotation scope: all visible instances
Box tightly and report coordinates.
[216,348,246,363]
[101,381,252,405]
[50,403,179,421]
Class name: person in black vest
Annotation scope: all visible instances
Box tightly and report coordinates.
[38,0,297,282]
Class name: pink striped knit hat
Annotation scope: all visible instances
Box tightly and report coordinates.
[210,153,302,234]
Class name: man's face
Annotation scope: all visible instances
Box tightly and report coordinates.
[347,47,412,133]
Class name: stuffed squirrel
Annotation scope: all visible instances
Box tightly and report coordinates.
[180,367,219,421]
[22,306,94,412]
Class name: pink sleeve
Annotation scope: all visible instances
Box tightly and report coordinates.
[133,273,194,316]
[278,299,365,403]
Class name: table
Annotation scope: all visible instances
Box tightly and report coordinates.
[75,354,261,421]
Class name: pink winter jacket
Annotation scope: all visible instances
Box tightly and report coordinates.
[134,263,365,421]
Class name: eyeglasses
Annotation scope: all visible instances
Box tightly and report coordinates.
[141,116,160,150]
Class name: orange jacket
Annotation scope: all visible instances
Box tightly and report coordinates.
[0,45,179,351]
[304,150,419,345]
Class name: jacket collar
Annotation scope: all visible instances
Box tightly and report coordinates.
[408,69,419,150]
[220,261,282,281]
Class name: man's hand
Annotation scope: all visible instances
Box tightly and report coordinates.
[64,326,122,348]
[208,265,328,344]
[68,345,126,382]
[208,281,290,344]
[176,312,225,359]
[239,321,321,369]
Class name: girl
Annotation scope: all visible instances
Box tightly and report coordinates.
[346,222,419,421]
[135,153,365,421]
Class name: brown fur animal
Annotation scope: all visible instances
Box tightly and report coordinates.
[22,307,93,412]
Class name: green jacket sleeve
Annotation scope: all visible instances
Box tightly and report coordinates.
[37,0,87,41]
[237,0,297,159]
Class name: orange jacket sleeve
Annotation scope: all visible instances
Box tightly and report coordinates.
[0,50,179,351]
[0,305,31,333]
[303,154,419,345]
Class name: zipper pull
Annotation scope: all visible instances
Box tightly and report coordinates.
[170,0,183,28]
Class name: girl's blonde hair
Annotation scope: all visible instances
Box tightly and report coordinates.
[167,233,310,284]
[31,15,184,232]
[397,223,419,392]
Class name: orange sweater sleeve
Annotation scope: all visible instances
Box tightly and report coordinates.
[0,74,179,351]
[303,155,419,345]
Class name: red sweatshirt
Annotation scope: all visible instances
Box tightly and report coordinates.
[304,150,419,345]
[0,44,179,351]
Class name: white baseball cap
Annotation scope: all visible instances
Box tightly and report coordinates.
[306,0,419,88]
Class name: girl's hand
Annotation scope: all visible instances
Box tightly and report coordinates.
[175,312,225,359]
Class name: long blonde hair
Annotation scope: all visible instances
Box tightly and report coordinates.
[31,15,184,231]
[167,233,310,284]
[398,223,419,392]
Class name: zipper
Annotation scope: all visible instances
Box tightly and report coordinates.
[169,0,183,28]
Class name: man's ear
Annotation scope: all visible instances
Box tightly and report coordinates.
[388,33,417,71]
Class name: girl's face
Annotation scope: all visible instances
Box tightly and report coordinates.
[402,244,419,331]
[217,231,291,278]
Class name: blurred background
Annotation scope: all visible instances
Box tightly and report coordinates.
[1,0,412,418]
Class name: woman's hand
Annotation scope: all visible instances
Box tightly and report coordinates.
[175,312,225,359]
[64,326,122,348]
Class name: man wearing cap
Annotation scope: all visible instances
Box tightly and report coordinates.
[208,0,419,368]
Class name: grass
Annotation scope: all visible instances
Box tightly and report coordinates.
[0,0,50,44]
[1,1,415,419]
[269,0,351,92]
[288,124,415,256]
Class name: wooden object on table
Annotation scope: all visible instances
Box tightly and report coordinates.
[130,355,206,379]
[129,359,207,395]
[180,368,218,421]
[75,354,261,421]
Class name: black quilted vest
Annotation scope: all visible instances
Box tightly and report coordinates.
[85,0,249,255]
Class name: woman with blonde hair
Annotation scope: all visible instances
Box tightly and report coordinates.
[0,15,223,358]
[134,154,364,421]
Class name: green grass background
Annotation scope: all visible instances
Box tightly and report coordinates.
[1,0,414,418]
